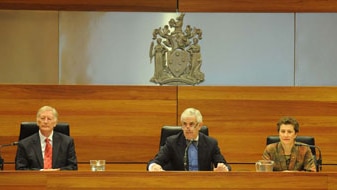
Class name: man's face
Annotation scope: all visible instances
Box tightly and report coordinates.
[181,116,201,140]
[37,110,57,134]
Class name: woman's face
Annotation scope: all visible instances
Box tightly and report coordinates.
[279,124,297,145]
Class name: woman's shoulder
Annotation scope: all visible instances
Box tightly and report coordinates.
[265,142,279,150]
[294,142,312,152]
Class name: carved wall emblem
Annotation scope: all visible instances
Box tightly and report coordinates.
[149,13,204,85]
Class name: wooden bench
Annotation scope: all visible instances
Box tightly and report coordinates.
[0,171,337,189]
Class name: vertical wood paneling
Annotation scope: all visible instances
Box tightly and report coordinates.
[178,86,337,165]
[2,0,337,12]
[0,85,178,166]
[0,0,177,11]
[179,0,337,12]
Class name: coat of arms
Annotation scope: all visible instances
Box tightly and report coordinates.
[149,13,204,85]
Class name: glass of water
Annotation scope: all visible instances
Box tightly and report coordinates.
[90,160,106,171]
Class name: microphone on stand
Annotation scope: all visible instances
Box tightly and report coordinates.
[0,142,19,170]
[183,140,193,171]
[295,142,322,172]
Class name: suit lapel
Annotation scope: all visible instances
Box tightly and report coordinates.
[198,133,207,152]
[197,134,209,169]
[175,133,188,169]
[177,133,186,158]
[52,132,61,167]
[31,134,43,167]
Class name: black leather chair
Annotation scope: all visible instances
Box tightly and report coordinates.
[266,135,316,155]
[159,125,208,149]
[266,135,321,172]
[18,122,70,141]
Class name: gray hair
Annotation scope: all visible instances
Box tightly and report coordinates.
[180,108,203,123]
[36,105,59,121]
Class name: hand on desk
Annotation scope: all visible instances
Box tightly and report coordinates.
[149,163,164,172]
[40,168,60,171]
[149,163,229,172]
[213,163,229,172]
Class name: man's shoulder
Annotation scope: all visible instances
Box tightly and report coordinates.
[166,131,184,141]
[53,131,73,141]
[198,133,219,147]
[19,133,39,143]
[199,133,216,141]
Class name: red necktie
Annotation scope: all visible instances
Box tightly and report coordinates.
[44,138,52,169]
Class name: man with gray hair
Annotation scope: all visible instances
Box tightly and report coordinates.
[148,107,231,171]
[15,105,78,170]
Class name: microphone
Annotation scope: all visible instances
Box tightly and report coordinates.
[0,142,19,148]
[295,142,322,172]
[0,142,19,170]
[183,140,193,171]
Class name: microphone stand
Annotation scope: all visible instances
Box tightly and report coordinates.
[295,142,322,172]
[306,144,322,172]
[314,146,322,172]
[0,154,3,171]
[0,142,18,170]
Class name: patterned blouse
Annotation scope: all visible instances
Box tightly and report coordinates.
[262,142,316,172]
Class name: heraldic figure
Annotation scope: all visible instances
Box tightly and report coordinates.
[149,13,204,85]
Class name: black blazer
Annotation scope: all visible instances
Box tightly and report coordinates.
[148,132,231,171]
[15,131,78,170]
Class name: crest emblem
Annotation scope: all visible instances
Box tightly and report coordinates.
[149,13,204,85]
[167,49,190,77]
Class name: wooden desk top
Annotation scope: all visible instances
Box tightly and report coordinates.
[1,171,337,189]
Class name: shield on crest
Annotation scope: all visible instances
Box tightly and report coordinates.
[167,49,190,77]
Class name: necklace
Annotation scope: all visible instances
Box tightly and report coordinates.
[285,155,291,170]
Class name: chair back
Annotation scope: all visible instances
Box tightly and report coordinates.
[159,126,208,149]
[19,122,70,141]
[266,135,316,155]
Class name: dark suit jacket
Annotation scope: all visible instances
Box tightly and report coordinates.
[148,132,231,171]
[15,131,78,170]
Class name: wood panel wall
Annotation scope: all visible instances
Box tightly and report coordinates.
[179,0,337,12]
[0,85,177,170]
[1,0,337,12]
[178,86,337,167]
[0,0,177,11]
[1,85,337,171]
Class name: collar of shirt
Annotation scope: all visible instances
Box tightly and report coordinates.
[189,135,199,142]
[39,130,54,146]
[186,135,199,146]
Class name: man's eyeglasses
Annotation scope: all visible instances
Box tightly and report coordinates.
[182,122,199,129]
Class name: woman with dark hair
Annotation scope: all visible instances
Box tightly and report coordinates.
[262,116,316,172]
